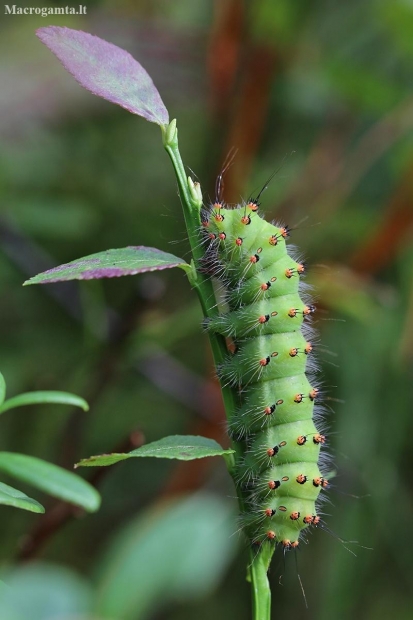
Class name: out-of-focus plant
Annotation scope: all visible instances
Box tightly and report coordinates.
[0,371,100,515]
[0,493,236,620]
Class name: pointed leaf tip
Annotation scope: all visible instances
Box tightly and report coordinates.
[0,482,45,513]
[36,26,169,125]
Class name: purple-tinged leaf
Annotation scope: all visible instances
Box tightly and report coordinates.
[36,26,169,125]
[23,246,190,286]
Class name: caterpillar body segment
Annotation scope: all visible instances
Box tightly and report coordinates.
[240,496,317,544]
[205,294,306,338]
[231,374,316,429]
[218,331,308,385]
[245,419,322,471]
[226,255,303,307]
[203,205,325,548]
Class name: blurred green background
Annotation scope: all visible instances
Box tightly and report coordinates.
[0,0,413,618]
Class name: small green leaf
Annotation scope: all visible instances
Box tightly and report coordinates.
[0,481,44,513]
[0,453,100,512]
[76,435,235,467]
[0,391,89,415]
[23,246,190,286]
[0,373,6,406]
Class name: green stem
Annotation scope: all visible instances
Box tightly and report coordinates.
[161,121,239,428]
[161,120,270,618]
[249,546,273,620]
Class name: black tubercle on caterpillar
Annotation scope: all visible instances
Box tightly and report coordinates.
[201,195,328,550]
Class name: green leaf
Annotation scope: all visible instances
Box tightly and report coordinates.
[0,564,93,620]
[76,435,235,467]
[0,453,100,512]
[0,481,44,514]
[0,373,5,406]
[23,246,190,285]
[0,391,89,415]
[96,494,237,620]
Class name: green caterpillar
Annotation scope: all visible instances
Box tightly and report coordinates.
[202,193,328,550]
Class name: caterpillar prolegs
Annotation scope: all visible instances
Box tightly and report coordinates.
[202,199,328,550]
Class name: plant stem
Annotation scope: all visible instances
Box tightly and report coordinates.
[249,546,273,620]
[161,120,272,619]
[161,121,239,430]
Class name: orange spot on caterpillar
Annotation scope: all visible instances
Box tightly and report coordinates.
[309,388,319,401]
[282,540,291,548]
[250,254,259,263]
[208,233,216,240]
[266,530,276,540]
[260,282,270,291]
[303,515,313,524]
[285,268,294,278]
[294,393,304,403]
[304,342,313,354]
[267,445,279,457]
[296,474,307,484]
[259,356,270,366]
[218,232,226,240]
[280,226,290,238]
[288,308,298,317]
[313,433,326,444]
[322,478,329,488]
[289,348,298,357]
[241,215,251,225]
[303,304,316,315]
[265,508,276,517]
[202,220,209,228]
[291,541,299,548]
[312,515,321,525]
[290,511,300,521]
[313,477,323,487]
[247,201,259,211]
[269,235,278,246]
[297,435,307,445]
[268,480,281,490]
[258,315,270,324]
[264,404,276,415]
[212,202,222,210]
[214,213,224,222]
[235,237,243,246]
[297,263,305,274]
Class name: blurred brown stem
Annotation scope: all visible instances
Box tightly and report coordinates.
[17,430,144,561]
